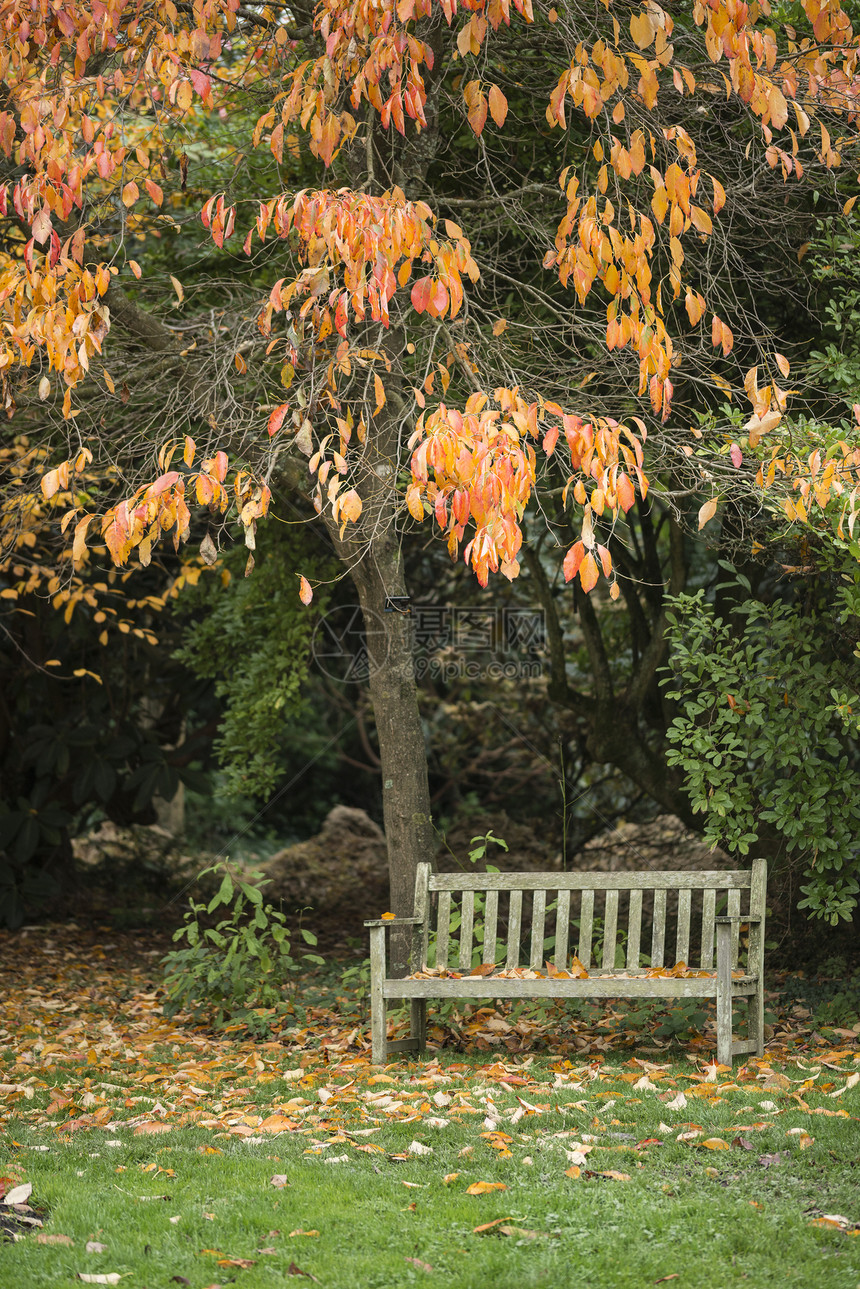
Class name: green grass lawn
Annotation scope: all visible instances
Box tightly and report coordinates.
[3,1050,860,1288]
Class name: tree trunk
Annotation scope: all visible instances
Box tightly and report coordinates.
[349,535,434,971]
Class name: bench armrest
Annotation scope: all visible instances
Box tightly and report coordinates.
[715,915,763,924]
[364,917,423,928]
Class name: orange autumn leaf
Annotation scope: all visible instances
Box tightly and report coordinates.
[466,1181,507,1194]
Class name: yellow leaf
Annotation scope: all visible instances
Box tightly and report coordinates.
[698,498,718,529]
[128,261,142,280]
[774,352,790,378]
[381,912,395,920]
[298,575,313,605]
[442,1173,460,1184]
[565,1165,581,1179]
[170,275,184,304]
[374,372,386,416]
[492,318,508,336]
[121,180,139,207]
[103,369,116,393]
[701,1138,730,1150]
[466,1181,507,1194]
[579,552,599,593]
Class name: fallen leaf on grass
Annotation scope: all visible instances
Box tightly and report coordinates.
[37,1233,74,1245]
[700,1138,730,1150]
[473,1217,516,1233]
[654,1276,680,1284]
[77,1277,121,1285]
[808,1214,860,1233]
[288,1263,320,1280]
[442,1173,460,1185]
[405,1257,434,1271]
[786,1130,814,1149]
[474,1218,548,1238]
[4,1183,32,1205]
[260,1115,300,1133]
[758,1153,789,1166]
[133,1122,171,1136]
[86,1242,108,1254]
[466,1181,507,1194]
[587,1170,631,1181]
[288,1230,320,1238]
[408,1141,433,1155]
[827,1072,859,1098]
[565,1166,581,1179]
[217,1258,256,1269]
[270,1175,289,1189]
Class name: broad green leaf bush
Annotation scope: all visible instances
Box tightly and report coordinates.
[161,861,323,1035]
[662,585,860,925]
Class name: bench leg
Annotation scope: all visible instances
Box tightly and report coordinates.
[716,921,733,1067]
[369,926,386,1065]
[411,1000,426,1055]
[749,977,765,1059]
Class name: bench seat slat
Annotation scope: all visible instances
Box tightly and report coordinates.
[383,975,757,1000]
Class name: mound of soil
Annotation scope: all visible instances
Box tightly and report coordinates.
[260,805,390,927]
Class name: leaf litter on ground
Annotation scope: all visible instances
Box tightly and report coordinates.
[1,923,859,1284]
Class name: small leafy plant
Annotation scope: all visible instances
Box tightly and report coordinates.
[161,861,323,1035]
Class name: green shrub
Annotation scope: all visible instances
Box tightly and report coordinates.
[161,861,323,1035]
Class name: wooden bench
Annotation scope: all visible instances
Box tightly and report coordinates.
[366,859,766,1067]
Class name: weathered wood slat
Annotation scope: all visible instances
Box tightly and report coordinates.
[459,890,475,971]
[727,887,741,967]
[483,890,499,965]
[716,919,733,1066]
[627,889,642,970]
[602,889,619,969]
[383,975,756,1000]
[701,888,716,970]
[555,889,571,971]
[414,863,431,971]
[506,890,523,969]
[651,889,666,968]
[435,890,451,970]
[676,888,691,965]
[429,871,752,892]
[530,890,547,970]
[578,889,594,969]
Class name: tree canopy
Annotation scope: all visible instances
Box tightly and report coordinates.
[2,0,860,930]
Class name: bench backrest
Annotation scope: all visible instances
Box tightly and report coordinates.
[413,861,767,974]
